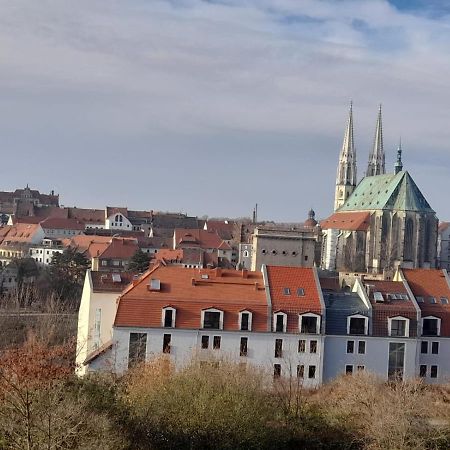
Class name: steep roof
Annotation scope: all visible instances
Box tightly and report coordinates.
[338,171,434,213]
[97,237,139,260]
[321,211,370,231]
[174,229,230,250]
[266,266,323,332]
[114,265,268,330]
[0,224,42,245]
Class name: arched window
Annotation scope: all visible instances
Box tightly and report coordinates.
[404,218,414,261]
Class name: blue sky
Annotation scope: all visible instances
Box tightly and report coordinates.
[1,0,450,221]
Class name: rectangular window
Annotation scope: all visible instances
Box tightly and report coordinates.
[301,316,318,334]
[298,339,306,353]
[390,319,406,337]
[308,365,316,379]
[345,365,353,375]
[388,342,405,380]
[432,341,439,354]
[349,317,366,335]
[203,311,221,329]
[164,309,173,328]
[275,315,284,332]
[357,365,365,371]
[163,334,171,354]
[274,364,281,378]
[297,288,305,297]
[430,365,438,379]
[275,339,283,358]
[358,341,366,355]
[240,337,248,357]
[128,333,147,368]
[421,341,428,354]
[310,340,317,354]
[347,340,355,354]
[213,336,221,350]
[419,365,427,377]
[241,313,249,331]
[423,318,438,336]
[201,335,209,349]
[297,364,304,378]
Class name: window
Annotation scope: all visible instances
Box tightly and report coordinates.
[416,296,424,303]
[358,341,366,354]
[275,339,283,358]
[297,288,305,297]
[348,315,368,335]
[201,336,209,349]
[300,314,320,334]
[297,365,304,378]
[421,341,428,354]
[213,336,221,350]
[430,297,437,304]
[163,334,171,354]
[202,309,222,330]
[239,311,252,331]
[432,341,439,354]
[345,365,353,375]
[128,333,147,368]
[308,365,316,379]
[101,260,108,266]
[162,307,176,328]
[422,317,440,336]
[357,365,365,371]
[240,337,248,357]
[388,342,405,380]
[419,365,427,377]
[347,340,354,354]
[243,250,249,258]
[274,364,281,378]
[283,287,291,295]
[430,365,438,379]
[389,317,408,337]
[274,312,287,333]
[298,339,306,353]
[310,340,317,354]
[441,297,449,305]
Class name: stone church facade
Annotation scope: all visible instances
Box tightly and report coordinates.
[321,105,438,276]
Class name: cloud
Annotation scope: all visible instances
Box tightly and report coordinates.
[0,0,449,220]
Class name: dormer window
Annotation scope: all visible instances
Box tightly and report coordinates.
[297,288,305,297]
[388,316,409,337]
[422,316,441,336]
[273,312,287,333]
[162,307,176,328]
[201,308,223,330]
[441,297,449,305]
[239,310,252,331]
[416,296,424,303]
[347,314,368,335]
[299,313,320,334]
[283,287,291,296]
[430,297,437,304]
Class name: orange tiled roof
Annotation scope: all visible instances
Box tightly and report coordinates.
[320,211,370,231]
[40,217,85,230]
[266,266,323,332]
[114,265,268,330]
[97,237,139,260]
[0,223,41,245]
[91,271,136,293]
[402,269,450,336]
[175,228,230,250]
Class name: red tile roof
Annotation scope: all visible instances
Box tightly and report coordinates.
[97,237,139,260]
[174,228,231,250]
[439,222,450,233]
[0,223,42,245]
[363,280,418,337]
[40,217,85,231]
[402,269,450,336]
[266,266,323,332]
[320,211,370,231]
[67,208,104,224]
[114,265,268,330]
[91,271,136,293]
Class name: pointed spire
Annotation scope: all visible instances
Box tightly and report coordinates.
[334,102,357,211]
[395,137,403,174]
[366,104,385,176]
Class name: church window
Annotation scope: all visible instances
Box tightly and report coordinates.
[404,218,414,260]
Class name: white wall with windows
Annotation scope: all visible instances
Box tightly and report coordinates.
[106,327,324,388]
[322,335,418,382]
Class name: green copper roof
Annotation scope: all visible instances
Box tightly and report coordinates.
[338,171,435,213]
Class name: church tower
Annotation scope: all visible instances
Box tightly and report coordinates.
[366,105,386,176]
[334,103,357,211]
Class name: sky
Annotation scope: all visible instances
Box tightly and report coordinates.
[1,0,450,222]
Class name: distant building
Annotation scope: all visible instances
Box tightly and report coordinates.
[438,222,450,270]
[321,105,438,276]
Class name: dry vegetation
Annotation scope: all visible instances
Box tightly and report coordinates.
[1,339,450,450]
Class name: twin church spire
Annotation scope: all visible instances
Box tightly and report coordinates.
[334,103,400,211]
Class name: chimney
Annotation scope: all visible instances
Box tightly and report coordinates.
[242,269,248,278]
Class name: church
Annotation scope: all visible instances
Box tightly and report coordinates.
[321,104,438,277]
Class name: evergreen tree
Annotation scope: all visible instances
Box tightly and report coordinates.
[128,249,151,272]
